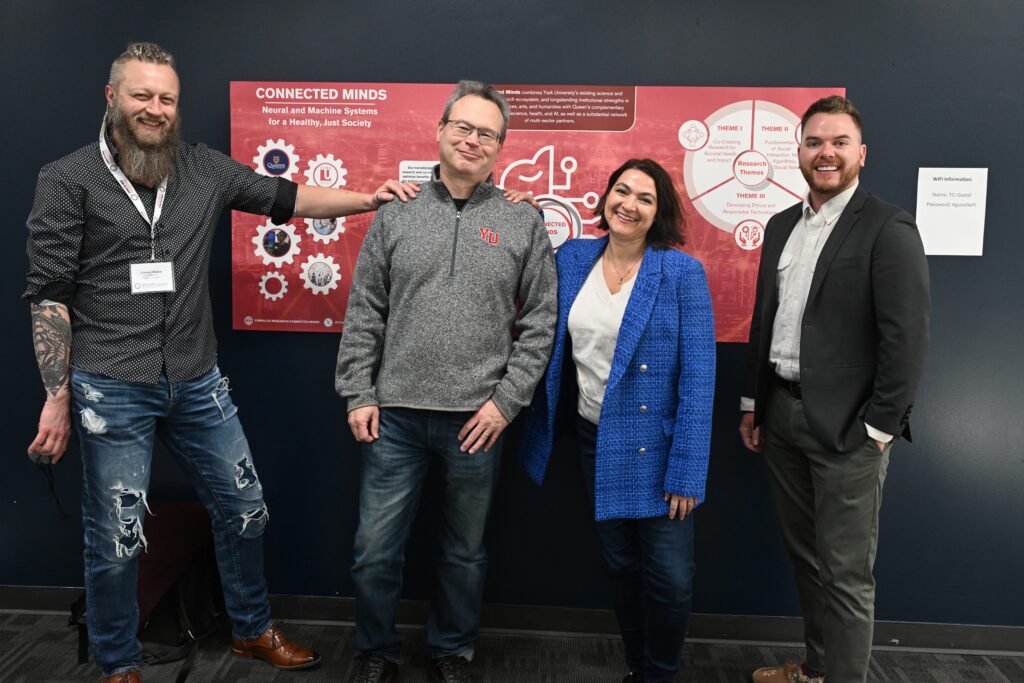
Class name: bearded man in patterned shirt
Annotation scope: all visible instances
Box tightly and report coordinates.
[23,42,417,683]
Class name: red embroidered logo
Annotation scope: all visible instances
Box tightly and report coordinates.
[479,227,500,245]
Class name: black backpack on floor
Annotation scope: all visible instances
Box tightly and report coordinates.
[69,501,229,682]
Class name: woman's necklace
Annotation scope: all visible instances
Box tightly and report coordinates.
[605,250,643,285]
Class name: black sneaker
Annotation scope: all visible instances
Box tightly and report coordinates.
[429,654,470,683]
[352,652,399,683]
[622,673,643,683]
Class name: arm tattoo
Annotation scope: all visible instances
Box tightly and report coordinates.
[31,303,72,398]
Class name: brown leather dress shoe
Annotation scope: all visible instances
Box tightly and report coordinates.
[231,623,321,670]
[102,671,141,683]
[752,661,824,682]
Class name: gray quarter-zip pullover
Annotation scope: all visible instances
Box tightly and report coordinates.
[336,173,557,421]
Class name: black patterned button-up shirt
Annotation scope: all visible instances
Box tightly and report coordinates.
[24,129,296,383]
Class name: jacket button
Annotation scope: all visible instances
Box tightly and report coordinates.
[639,405,647,413]
[640,364,648,373]
[638,447,647,455]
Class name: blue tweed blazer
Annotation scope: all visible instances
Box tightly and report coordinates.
[518,236,716,520]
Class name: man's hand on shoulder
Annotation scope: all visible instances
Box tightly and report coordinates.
[458,399,509,454]
[373,179,420,208]
[501,187,541,210]
[348,405,380,442]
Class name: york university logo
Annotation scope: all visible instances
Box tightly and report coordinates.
[479,227,500,246]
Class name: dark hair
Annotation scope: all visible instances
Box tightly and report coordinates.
[800,95,863,138]
[441,80,510,142]
[593,158,685,249]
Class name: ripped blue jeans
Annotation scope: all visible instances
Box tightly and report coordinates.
[71,365,272,676]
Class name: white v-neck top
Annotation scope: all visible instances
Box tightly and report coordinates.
[567,256,637,424]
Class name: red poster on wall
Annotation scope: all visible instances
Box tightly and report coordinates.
[230,82,842,341]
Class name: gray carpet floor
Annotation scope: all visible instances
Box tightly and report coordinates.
[0,612,1021,682]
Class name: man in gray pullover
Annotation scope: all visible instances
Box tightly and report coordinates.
[335,81,557,683]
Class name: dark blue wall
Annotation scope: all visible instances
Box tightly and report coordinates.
[3,0,1021,627]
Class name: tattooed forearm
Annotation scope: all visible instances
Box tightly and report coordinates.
[31,302,72,398]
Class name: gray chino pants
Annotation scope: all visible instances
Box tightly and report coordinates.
[762,383,891,683]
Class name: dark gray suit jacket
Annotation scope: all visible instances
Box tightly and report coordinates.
[743,186,930,453]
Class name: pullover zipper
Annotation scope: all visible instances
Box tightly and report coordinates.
[449,209,461,277]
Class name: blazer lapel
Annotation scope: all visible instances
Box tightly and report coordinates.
[606,246,663,392]
[807,187,867,304]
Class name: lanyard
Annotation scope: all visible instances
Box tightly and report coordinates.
[98,117,168,261]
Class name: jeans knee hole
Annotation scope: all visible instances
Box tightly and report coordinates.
[234,456,262,491]
[111,485,152,559]
[239,504,269,537]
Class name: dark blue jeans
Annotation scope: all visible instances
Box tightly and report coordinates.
[71,366,272,677]
[352,408,502,663]
[577,417,694,683]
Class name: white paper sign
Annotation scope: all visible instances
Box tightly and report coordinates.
[916,168,988,256]
[398,160,439,184]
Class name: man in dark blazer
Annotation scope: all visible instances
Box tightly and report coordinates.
[739,96,929,683]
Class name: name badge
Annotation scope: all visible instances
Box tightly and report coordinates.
[130,261,176,293]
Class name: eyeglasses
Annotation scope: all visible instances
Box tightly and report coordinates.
[443,119,502,145]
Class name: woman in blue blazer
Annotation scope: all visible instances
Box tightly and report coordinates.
[519,159,716,683]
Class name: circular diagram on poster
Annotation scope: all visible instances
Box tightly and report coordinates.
[537,195,583,250]
[682,100,807,235]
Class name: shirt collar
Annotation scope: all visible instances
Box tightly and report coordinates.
[802,182,859,224]
[430,164,495,200]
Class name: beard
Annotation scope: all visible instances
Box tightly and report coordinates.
[799,155,860,199]
[107,100,180,188]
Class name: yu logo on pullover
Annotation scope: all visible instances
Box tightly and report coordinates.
[479,227,500,245]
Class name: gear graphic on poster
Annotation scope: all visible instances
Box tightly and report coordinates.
[303,153,348,188]
[252,139,300,181]
[304,216,346,243]
[252,221,301,267]
[258,271,288,301]
[299,253,342,295]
